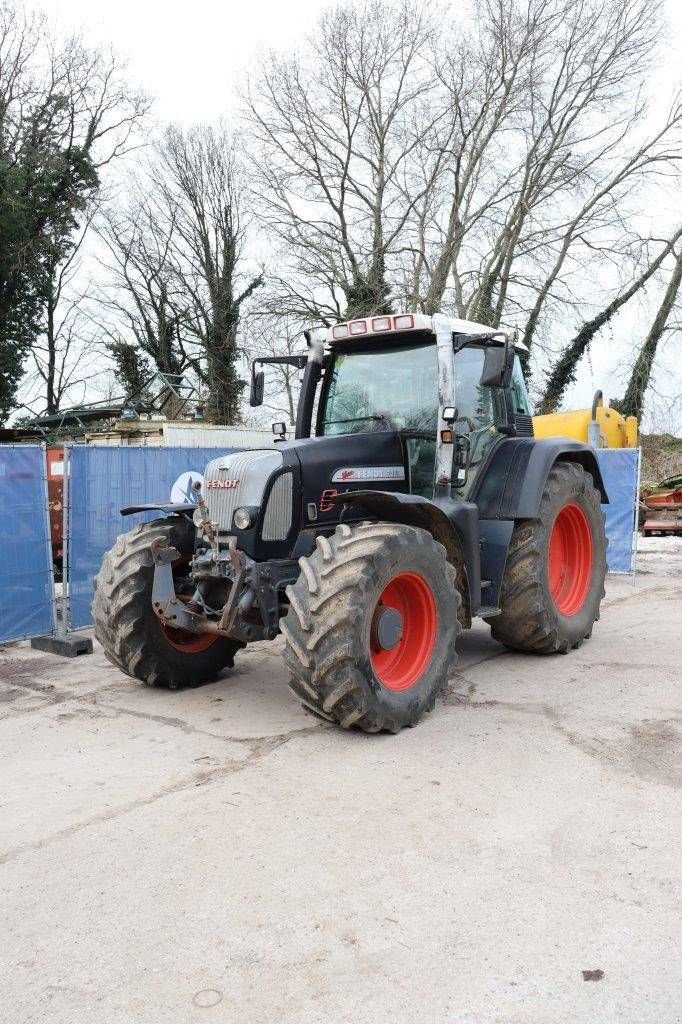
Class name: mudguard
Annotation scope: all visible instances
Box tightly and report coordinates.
[323,489,480,620]
[471,437,608,521]
[120,502,196,518]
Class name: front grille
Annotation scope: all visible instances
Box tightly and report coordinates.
[204,449,283,534]
[262,471,293,540]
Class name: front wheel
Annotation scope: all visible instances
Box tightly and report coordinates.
[92,517,241,688]
[488,461,607,653]
[281,522,461,733]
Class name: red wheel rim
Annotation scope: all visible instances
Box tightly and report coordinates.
[548,503,593,616]
[370,572,438,691]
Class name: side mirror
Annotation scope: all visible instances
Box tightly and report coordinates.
[480,342,513,389]
[249,369,264,407]
[272,421,287,439]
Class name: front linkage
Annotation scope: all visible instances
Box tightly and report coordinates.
[151,532,298,646]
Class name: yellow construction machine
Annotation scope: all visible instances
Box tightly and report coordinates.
[533,391,638,449]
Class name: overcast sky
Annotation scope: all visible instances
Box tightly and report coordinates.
[32,0,682,430]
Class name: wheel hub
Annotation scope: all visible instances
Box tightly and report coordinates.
[371,605,403,651]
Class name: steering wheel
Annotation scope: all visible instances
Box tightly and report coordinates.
[455,415,477,433]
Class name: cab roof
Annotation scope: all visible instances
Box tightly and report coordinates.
[325,312,528,351]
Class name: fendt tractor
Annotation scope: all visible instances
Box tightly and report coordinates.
[93,314,608,734]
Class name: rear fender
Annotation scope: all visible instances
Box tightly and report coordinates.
[472,438,608,520]
[323,489,478,624]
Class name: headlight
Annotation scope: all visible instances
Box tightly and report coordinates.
[233,507,253,530]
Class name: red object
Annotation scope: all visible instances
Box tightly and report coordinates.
[46,446,64,565]
[643,518,682,536]
[370,571,438,691]
[646,488,682,506]
[548,503,593,616]
[160,623,220,653]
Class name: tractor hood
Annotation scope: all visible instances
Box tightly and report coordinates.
[286,430,407,524]
[202,431,407,560]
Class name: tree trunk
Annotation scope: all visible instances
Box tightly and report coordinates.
[616,248,682,420]
[205,327,242,424]
[537,232,682,414]
[45,288,57,415]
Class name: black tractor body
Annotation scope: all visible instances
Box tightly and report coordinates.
[95,313,608,732]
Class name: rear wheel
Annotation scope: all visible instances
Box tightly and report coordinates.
[282,522,461,733]
[488,461,607,653]
[92,517,241,688]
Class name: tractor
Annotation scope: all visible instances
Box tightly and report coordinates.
[92,313,608,733]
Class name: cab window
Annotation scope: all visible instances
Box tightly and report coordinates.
[320,341,438,435]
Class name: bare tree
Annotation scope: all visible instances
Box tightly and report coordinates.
[395,0,682,374]
[245,0,682,420]
[97,202,188,379]
[244,0,441,321]
[100,124,262,422]
[155,125,263,421]
[29,224,99,414]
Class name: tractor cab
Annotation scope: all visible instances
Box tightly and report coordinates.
[252,312,533,501]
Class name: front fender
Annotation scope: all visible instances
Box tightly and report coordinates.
[324,489,480,621]
[120,502,196,518]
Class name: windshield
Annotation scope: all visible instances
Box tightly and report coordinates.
[320,342,438,435]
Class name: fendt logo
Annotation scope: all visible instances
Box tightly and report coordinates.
[206,479,240,490]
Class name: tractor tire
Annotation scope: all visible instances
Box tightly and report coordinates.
[92,517,241,689]
[281,521,461,733]
[488,461,607,654]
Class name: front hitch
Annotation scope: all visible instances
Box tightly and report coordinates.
[150,537,206,635]
[150,536,256,642]
[216,538,249,635]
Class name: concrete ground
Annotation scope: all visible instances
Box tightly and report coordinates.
[1,542,680,1024]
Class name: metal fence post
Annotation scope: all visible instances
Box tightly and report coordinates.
[60,442,71,635]
[40,442,58,637]
[631,445,642,587]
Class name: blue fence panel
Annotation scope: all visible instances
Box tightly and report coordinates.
[0,444,55,642]
[66,446,235,629]
[595,448,640,574]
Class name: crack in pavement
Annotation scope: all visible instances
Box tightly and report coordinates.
[442,685,682,788]
[1,678,330,749]
[0,722,327,867]
[0,678,135,721]
[93,699,331,750]
[603,584,680,609]
[443,687,560,722]
[447,647,508,679]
